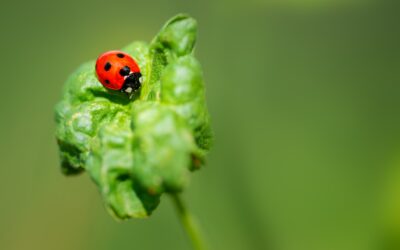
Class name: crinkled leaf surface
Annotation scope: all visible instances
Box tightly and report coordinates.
[55,14,212,219]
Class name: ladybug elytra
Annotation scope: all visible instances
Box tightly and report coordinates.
[95,50,142,97]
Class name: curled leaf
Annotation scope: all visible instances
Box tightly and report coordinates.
[55,14,213,219]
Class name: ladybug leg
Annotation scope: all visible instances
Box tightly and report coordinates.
[121,72,142,97]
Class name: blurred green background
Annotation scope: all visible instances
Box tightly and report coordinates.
[1,0,400,249]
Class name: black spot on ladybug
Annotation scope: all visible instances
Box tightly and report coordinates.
[117,53,125,58]
[105,79,110,84]
[119,66,130,76]
[104,62,111,71]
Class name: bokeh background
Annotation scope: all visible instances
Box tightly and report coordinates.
[1,0,400,249]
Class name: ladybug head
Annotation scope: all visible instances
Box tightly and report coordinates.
[120,72,143,98]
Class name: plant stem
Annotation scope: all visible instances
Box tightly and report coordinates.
[171,194,208,250]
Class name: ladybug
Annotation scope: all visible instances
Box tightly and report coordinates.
[95,50,143,97]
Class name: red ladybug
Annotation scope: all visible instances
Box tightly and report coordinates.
[95,50,142,97]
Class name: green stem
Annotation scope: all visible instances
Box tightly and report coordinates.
[171,194,208,250]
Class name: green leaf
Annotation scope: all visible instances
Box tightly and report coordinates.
[54,14,213,219]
